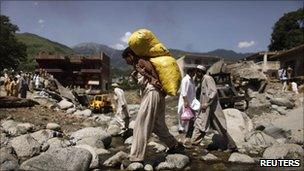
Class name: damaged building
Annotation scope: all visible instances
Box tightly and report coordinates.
[35,51,110,91]
[176,53,221,76]
[243,44,304,79]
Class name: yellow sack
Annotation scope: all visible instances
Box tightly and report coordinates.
[128,29,170,57]
[150,56,181,96]
[129,29,181,96]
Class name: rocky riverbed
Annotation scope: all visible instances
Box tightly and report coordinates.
[1,83,304,171]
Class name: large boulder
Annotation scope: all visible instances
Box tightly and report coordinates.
[103,151,129,167]
[0,147,19,171]
[223,108,253,148]
[1,120,35,136]
[46,138,69,152]
[70,127,111,148]
[76,136,105,149]
[270,98,295,109]
[156,154,189,170]
[228,153,255,163]
[245,131,278,149]
[30,129,56,144]
[20,147,92,171]
[263,144,304,159]
[76,144,99,169]
[58,99,73,110]
[11,134,41,159]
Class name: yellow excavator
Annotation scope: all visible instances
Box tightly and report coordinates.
[90,94,113,113]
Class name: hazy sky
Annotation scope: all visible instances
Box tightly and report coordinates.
[1,0,302,53]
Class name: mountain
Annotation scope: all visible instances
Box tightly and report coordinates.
[72,42,130,72]
[205,49,253,60]
[16,33,74,56]
[16,33,75,71]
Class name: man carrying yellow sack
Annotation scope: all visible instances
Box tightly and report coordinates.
[122,29,184,164]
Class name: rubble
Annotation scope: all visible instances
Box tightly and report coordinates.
[0,96,39,108]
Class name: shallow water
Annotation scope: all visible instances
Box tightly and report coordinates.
[99,137,304,171]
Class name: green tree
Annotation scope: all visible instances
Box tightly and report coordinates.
[0,15,27,71]
[269,8,304,51]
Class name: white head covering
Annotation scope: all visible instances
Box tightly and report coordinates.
[197,65,206,71]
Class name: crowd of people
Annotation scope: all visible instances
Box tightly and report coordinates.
[1,68,56,99]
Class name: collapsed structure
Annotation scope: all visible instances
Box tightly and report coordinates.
[35,51,110,91]
[176,53,221,76]
[243,44,304,79]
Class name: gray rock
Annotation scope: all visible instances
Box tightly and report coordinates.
[156,154,189,170]
[66,108,76,114]
[126,162,144,170]
[95,148,110,155]
[263,144,304,159]
[103,151,128,167]
[76,144,99,169]
[11,134,41,159]
[144,164,154,171]
[228,153,254,163]
[245,131,278,148]
[270,98,295,109]
[273,106,288,115]
[223,108,253,148]
[76,136,105,149]
[58,99,74,110]
[289,129,304,145]
[107,124,121,136]
[46,123,61,131]
[16,123,35,132]
[41,142,50,152]
[201,153,219,161]
[263,125,289,139]
[31,129,55,144]
[70,127,111,148]
[46,138,68,152]
[20,147,92,171]
[0,133,9,148]
[148,142,166,153]
[74,109,92,117]
[0,147,19,171]
[95,114,112,123]
[1,120,34,136]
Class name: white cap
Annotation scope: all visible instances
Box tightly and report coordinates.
[197,65,206,71]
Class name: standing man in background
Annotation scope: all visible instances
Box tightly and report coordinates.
[177,68,196,133]
[112,83,130,130]
[191,65,237,152]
